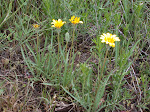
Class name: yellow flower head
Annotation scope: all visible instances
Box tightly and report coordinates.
[100,33,120,47]
[51,19,66,29]
[69,16,83,24]
[33,24,40,28]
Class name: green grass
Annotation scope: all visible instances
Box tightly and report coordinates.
[0,0,150,111]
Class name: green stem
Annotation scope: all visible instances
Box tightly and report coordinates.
[99,48,109,82]
[36,32,40,62]
[69,25,75,64]
[71,28,75,54]
[65,42,68,58]
[37,33,39,51]
[57,31,60,58]
[94,48,109,109]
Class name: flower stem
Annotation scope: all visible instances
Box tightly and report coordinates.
[69,25,75,64]
[57,31,60,58]
[65,42,68,58]
[94,48,109,109]
[99,48,108,82]
[36,32,40,62]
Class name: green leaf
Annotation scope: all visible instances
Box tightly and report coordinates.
[93,75,110,111]
[0,89,4,95]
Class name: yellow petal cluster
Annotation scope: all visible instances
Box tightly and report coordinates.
[51,19,66,29]
[33,24,40,28]
[100,33,120,47]
[69,16,83,24]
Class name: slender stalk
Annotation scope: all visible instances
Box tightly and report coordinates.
[94,48,109,110]
[36,32,40,62]
[57,31,60,58]
[69,25,75,64]
[71,27,75,54]
[99,48,109,82]
[57,30,61,76]
[37,33,39,51]
[65,42,68,58]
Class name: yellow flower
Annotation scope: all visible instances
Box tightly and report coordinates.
[100,33,120,47]
[33,24,40,28]
[51,19,66,29]
[69,16,83,24]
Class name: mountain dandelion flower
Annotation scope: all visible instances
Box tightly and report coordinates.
[33,24,40,28]
[51,19,66,29]
[69,16,83,24]
[100,33,120,47]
